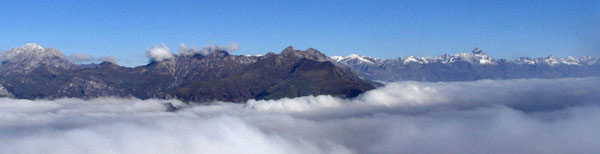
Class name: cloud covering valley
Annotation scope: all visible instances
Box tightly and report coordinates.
[1,77,600,154]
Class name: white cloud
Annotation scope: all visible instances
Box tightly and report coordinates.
[146,43,174,62]
[0,78,600,154]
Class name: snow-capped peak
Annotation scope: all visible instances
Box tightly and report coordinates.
[332,54,380,64]
[455,48,494,64]
[403,56,428,64]
[4,43,66,59]
[543,56,560,66]
[21,43,44,51]
[330,56,345,61]
[1,43,74,75]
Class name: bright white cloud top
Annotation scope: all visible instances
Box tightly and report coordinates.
[146,43,174,62]
[1,77,599,154]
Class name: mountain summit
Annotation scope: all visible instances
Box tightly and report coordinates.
[0,43,75,75]
[3,43,66,59]
[280,46,330,62]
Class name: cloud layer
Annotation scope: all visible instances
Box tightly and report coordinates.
[1,78,599,154]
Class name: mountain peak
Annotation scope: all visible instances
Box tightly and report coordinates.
[0,43,73,75]
[280,46,329,61]
[282,46,295,53]
[22,43,44,50]
[471,48,486,55]
[5,43,65,59]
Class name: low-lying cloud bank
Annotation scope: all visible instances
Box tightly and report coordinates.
[1,78,600,154]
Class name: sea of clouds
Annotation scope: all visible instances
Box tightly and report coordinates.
[1,77,600,154]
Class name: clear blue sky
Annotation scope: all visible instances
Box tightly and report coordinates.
[1,0,599,66]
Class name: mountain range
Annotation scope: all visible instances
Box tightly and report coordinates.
[333,48,600,82]
[0,44,374,101]
[1,44,598,101]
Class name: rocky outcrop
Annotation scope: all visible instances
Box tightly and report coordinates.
[0,85,13,97]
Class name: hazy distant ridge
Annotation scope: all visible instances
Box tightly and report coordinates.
[333,48,600,82]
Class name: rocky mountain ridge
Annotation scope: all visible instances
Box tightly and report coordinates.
[0,44,374,102]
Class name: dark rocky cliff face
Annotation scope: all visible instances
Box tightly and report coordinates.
[0,44,375,102]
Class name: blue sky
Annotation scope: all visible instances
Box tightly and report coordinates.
[1,0,598,66]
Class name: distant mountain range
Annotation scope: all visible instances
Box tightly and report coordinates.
[0,44,374,101]
[333,48,600,82]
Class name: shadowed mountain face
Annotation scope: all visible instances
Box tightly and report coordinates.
[333,48,600,82]
[0,44,375,102]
